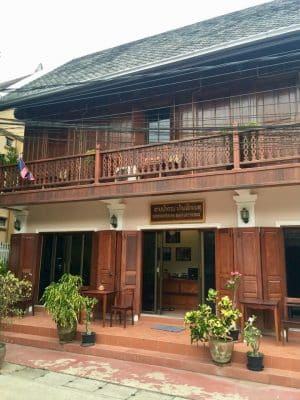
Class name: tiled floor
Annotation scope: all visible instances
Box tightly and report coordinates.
[2,308,300,389]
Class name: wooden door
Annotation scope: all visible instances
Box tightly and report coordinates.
[260,228,285,301]
[9,233,42,302]
[234,228,262,300]
[120,231,141,315]
[9,234,21,276]
[215,228,234,296]
[92,231,117,290]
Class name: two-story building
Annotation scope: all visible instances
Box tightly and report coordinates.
[0,0,299,321]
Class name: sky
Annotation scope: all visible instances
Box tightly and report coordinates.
[1,0,271,82]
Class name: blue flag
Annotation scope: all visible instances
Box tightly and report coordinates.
[18,158,35,181]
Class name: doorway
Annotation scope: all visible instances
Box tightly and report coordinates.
[38,232,92,301]
[284,228,300,298]
[142,229,215,315]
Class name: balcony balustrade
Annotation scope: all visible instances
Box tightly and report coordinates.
[0,127,299,193]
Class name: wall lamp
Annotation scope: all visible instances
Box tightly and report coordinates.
[110,214,118,229]
[14,218,21,231]
[240,207,250,224]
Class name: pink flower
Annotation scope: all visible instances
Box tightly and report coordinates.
[225,271,242,306]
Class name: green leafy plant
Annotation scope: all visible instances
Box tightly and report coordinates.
[0,270,32,328]
[82,296,98,334]
[1,147,18,165]
[41,273,86,329]
[0,260,8,276]
[243,315,263,356]
[184,288,242,343]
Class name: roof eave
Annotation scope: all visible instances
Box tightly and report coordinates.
[1,23,300,110]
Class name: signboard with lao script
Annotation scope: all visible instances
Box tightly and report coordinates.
[150,201,205,224]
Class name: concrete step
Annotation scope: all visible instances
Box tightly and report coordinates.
[2,330,300,390]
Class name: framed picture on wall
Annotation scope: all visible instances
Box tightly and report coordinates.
[162,247,171,261]
[176,247,191,261]
[165,231,180,243]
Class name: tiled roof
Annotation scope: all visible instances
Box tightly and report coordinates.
[0,75,31,92]
[2,0,300,105]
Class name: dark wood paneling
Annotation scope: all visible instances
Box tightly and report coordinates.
[234,228,262,300]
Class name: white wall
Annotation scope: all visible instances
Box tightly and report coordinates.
[26,201,109,233]
[255,186,300,227]
[24,185,300,233]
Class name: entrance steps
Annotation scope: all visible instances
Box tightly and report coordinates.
[2,310,300,389]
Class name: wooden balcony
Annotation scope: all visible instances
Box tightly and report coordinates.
[1,127,300,206]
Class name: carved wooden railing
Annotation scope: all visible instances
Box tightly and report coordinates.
[0,153,95,191]
[239,128,300,166]
[100,133,233,181]
[0,127,300,192]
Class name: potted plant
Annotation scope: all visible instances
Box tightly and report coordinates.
[243,315,264,371]
[184,288,242,364]
[41,273,86,343]
[225,271,242,341]
[0,268,32,368]
[81,296,98,347]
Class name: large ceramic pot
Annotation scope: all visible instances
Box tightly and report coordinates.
[57,323,77,343]
[0,342,6,368]
[208,337,234,364]
[246,352,264,371]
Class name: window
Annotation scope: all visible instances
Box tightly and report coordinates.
[99,117,134,150]
[147,108,170,144]
[6,137,14,147]
[0,217,7,228]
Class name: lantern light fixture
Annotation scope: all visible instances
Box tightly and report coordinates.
[240,207,250,224]
[110,214,118,229]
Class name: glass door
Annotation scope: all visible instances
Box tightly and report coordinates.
[38,232,92,301]
[142,231,164,313]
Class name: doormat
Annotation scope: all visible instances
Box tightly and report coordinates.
[151,324,185,333]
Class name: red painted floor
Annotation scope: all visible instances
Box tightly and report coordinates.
[4,343,300,400]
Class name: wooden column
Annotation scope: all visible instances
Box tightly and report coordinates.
[232,123,241,170]
[94,144,101,183]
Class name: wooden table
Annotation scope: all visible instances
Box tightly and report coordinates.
[81,289,115,327]
[239,298,281,342]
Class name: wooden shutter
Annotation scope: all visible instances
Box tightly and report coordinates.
[215,228,234,296]
[260,228,285,301]
[9,233,42,302]
[8,234,21,275]
[120,231,141,314]
[92,231,117,290]
[234,228,262,300]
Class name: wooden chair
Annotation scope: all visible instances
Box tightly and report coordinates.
[281,297,300,344]
[110,289,134,328]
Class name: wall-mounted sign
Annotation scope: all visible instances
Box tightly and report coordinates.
[150,200,205,224]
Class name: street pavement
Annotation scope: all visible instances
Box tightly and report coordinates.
[1,343,300,400]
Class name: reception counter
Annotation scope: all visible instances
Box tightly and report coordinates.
[163,278,199,309]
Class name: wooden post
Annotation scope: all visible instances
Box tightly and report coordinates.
[94,144,101,184]
[233,122,240,170]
